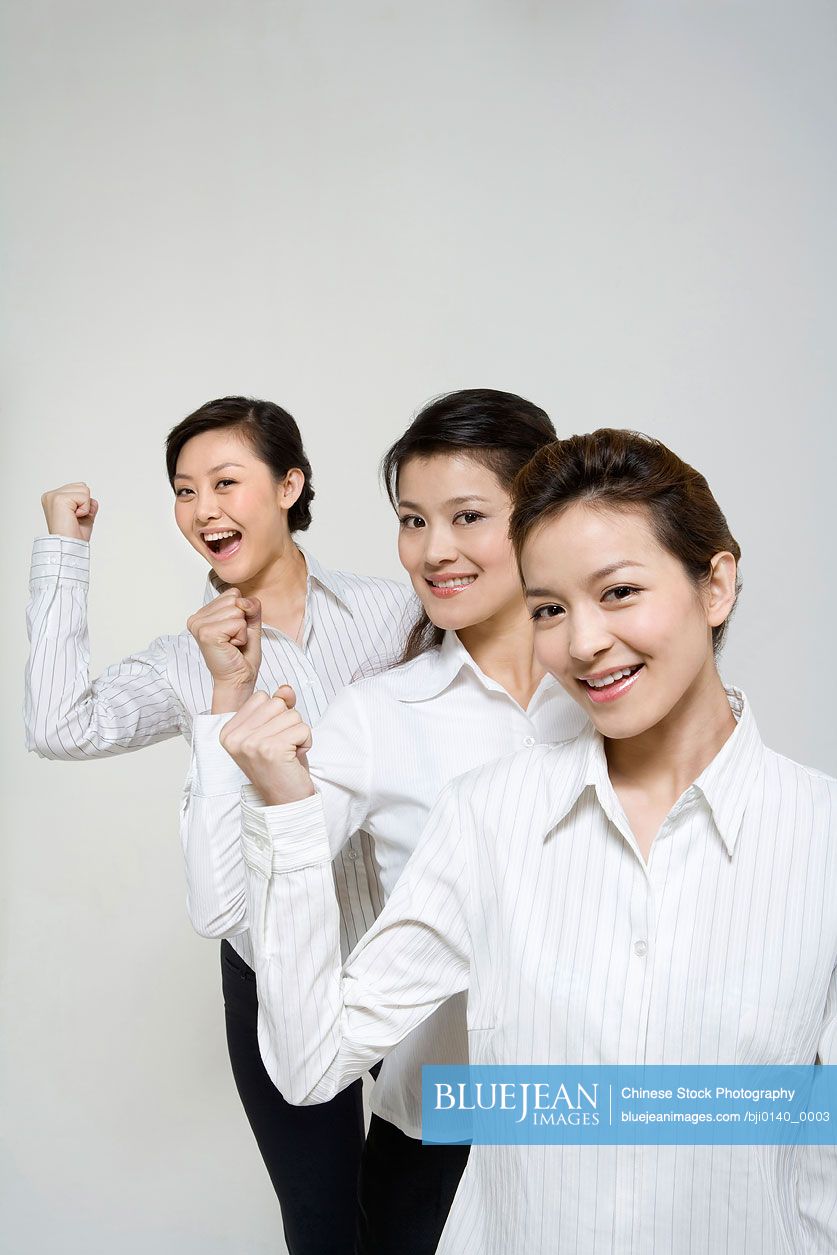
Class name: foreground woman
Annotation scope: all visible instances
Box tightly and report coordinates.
[222,429,836,1253]
[181,388,587,1253]
[25,395,415,1255]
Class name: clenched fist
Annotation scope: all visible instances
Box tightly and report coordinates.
[41,482,99,541]
[187,588,263,712]
[219,686,315,806]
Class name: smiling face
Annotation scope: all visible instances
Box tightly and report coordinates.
[173,427,302,585]
[521,501,737,739]
[396,452,524,633]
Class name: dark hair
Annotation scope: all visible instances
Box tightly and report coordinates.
[381,388,557,662]
[509,428,742,652]
[165,396,314,533]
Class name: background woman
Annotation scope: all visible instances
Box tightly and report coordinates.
[222,429,836,1253]
[25,395,415,1255]
[181,388,587,1254]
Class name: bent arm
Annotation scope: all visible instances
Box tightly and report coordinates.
[25,537,185,759]
[180,683,374,939]
[180,714,250,938]
[242,783,471,1105]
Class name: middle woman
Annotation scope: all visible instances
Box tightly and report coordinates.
[181,387,587,1255]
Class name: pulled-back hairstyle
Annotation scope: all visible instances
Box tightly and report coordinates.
[509,428,741,652]
[165,396,314,533]
[381,388,557,662]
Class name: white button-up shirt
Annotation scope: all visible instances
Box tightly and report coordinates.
[182,629,587,1135]
[239,689,837,1253]
[24,534,416,961]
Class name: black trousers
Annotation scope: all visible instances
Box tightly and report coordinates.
[356,1114,470,1255]
[221,940,366,1255]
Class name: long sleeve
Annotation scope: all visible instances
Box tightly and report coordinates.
[25,536,186,758]
[179,682,375,940]
[241,781,472,1105]
[179,713,250,939]
[798,962,837,1250]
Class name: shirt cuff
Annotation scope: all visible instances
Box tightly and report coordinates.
[241,788,332,878]
[191,713,248,795]
[30,536,91,584]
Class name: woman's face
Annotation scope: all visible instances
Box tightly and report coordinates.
[396,452,523,633]
[521,502,736,739]
[173,428,301,585]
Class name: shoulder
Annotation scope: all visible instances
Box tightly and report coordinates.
[760,745,837,808]
[321,651,427,713]
[444,739,583,822]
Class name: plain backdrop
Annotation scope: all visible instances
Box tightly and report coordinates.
[3,2,836,1251]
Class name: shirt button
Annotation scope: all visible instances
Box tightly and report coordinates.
[523,736,536,748]
[633,940,648,957]
[346,847,360,861]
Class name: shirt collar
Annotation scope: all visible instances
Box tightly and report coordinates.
[545,686,765,856]
[391,630,560,704]
[202,544,354,615]
[391,631,480,702]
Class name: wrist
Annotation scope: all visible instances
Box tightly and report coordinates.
[46,520,83,540]
[211,680,255,713]
[260,778,316,807]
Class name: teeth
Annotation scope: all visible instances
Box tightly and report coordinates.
[584,666,638,689]
[203,530,239,542]
[430,576,477,589]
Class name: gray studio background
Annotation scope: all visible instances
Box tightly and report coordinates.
[3,2,836,1252]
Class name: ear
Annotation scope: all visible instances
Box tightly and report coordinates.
[705,551,738,629]
[277,468,305,512]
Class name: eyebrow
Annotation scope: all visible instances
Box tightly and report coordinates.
[524,561,646,599]
[397,495,492,510]
[173,462,246,482]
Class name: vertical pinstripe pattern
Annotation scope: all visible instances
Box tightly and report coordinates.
[183,628,588,1137]
[25,534,417,960]
[241,689,837,1253]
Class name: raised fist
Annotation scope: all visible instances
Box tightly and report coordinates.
[41,482,99,541]
[219,686,314,805]
[187,588,262,710]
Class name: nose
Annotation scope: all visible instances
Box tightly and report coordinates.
[422,523,459,568]
[568,607,614,664]
[193,491,222,526]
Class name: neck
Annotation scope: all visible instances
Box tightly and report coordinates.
[605,662,737,797]
[457,599,544,707]
[232,538,309,630]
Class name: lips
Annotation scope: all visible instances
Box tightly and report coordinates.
[577,663,644,704]
[425,574,478,599]
[201,529,242,560]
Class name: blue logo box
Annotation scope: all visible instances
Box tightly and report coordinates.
[421,1065,837,1146]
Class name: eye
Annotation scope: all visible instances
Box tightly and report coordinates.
[453,510,484,525]
[398,514,425,529]
[175,487,194,498]
[216,479,236,489]
[530,603,565,622]
[603,585,641,602]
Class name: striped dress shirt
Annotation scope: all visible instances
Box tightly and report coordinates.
[24,533,416,961]
[181,628,587,1135]
[239,688,837,1253]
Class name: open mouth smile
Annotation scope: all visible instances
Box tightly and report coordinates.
[577,663,644,703]
[425,574,478,599]
[201,529,243,560]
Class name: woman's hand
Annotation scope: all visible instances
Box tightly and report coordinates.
[41,482,99,541]
[187,589,262,711]
[219,686,315,806]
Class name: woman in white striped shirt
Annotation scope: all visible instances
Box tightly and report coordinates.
[222,429,836,1253]
[181,390,587,1254]
[25,395,415,1255]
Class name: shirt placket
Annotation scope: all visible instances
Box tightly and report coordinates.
[631,795,695,1255]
